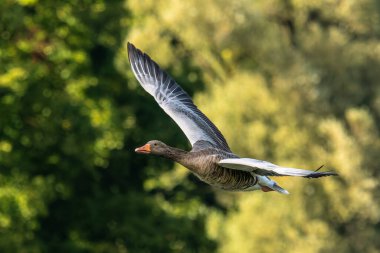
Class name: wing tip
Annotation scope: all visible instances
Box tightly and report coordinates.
[306,171,339,178]
[127,42,161,79]
[127,42,150,65]
[127,41,139,63]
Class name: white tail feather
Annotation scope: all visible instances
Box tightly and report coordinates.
[257,176,289,194]
[271,183,289,194]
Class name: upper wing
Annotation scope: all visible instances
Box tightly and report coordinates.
[128,42,231,151]
[218,158,338,178]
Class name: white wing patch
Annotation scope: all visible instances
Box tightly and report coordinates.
[161,104,209,146]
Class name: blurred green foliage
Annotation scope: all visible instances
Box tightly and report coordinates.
[1,0,379,252]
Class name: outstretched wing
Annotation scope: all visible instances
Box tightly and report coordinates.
[218,158,338,178]
[128,42,231,152]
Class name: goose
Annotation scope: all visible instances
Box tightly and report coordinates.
[128,42,337,194]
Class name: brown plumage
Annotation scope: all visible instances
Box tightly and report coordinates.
[136,140,257,191]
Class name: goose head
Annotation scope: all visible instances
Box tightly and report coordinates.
[135,140,170,156]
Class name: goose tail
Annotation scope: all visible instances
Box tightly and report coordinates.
[271,183,289,195]
[258,176,289,195]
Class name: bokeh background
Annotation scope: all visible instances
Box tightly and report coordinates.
[1,0,380,252]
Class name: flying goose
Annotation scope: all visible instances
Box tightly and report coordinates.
[128,42,337,194]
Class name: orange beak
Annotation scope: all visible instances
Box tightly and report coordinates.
[135,144,151,154]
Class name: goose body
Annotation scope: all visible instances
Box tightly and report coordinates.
[128,43,337,194]
[174,144,258,191]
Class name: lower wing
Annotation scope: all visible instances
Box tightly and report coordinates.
[218,158,338,178]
